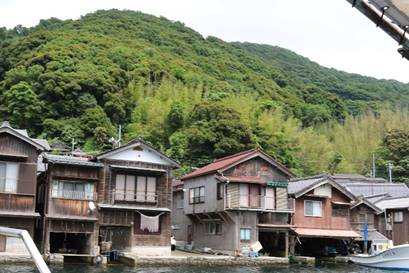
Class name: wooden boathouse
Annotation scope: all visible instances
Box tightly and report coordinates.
[37,154,103,262]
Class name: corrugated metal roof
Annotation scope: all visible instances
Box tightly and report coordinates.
[293,228,361,238]
[181,148,258,180]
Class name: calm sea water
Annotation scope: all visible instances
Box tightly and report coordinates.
[0,264,399,273]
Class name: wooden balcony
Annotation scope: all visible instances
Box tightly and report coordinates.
[110,189,168,208]
[48,190,98,219]
[226,194,294,212]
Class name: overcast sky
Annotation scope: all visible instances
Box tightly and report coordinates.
[1,0,408,83]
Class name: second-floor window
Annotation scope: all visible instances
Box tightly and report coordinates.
[217,183,224,200]
[304,200,322,217]
[0,162,19,193]
[115,174,157,202]
[394,211,403,223]
[189,186,204,204]
[52,181,94,200]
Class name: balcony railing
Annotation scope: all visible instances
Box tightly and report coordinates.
[52,190,96,201]
[226,194,294,212]
[112,189,158,204]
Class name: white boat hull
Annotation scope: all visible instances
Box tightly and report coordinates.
[351,244,409,270]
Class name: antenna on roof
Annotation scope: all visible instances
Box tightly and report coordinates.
[387,163,393,183]
[109,125,122,149]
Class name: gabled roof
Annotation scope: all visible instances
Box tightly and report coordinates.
[181,148,295,181]
[289,174,356,200]
[351,198,383,214]
[96,138,179,168]
[0,121,49,151]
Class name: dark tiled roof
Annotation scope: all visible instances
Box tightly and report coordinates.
[288,174,328,194]
[343,183,409,199]
[43,154,103,167]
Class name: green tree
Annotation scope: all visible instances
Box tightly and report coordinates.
[0,81,43,130]
[185,101,253,166]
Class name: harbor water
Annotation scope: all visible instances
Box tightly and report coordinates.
[0,264,401,273]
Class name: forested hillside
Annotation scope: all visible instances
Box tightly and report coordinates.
[1,9,409,177]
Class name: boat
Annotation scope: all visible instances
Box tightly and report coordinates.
[351,243,409,270]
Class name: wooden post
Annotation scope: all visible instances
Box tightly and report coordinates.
[285,231,289,258]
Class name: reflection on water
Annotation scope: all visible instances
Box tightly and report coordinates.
[0,264,400,273]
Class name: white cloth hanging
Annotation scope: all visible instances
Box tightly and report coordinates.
[139,211,164,232]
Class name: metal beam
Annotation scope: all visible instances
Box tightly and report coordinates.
[346,0,409,57]
[0,226,51,273]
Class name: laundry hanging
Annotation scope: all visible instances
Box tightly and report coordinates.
[138,211,164,233]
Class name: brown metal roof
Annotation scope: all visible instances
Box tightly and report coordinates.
[181,148,294,180]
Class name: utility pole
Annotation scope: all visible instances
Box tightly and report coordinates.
[372,154,376,178]
[388,163,393,183]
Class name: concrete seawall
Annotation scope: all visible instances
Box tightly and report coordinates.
[120,253,289,267]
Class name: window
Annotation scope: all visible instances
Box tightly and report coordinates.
[0,162,19,193]
[115,174,156,202]
[304,200,322,217]
[176,192,184,209]
[52,181,94,200]
[358,213,367,223]
[189,186,204,204]
[332,205,348,217]
[204,222,222,235]
[240,228,251,241]
[217,183,224,200]
[394,211,403,223]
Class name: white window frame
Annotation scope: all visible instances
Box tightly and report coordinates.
[51,180,95,201]
[240,228,251,241]
[394,211,404,223]
[304,200,323,217]
[0,161,19,193]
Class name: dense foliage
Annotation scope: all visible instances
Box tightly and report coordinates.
[1,10,409,177]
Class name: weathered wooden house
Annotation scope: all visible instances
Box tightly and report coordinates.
[36,154,103,261]
[0,121,49,253]
[177,148,295,256]
[288,175,361,256]
[376,196,409,245]
[96,139,179,256]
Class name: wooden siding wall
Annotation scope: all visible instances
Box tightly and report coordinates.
[0,134,39,163]
[100,159,172,208]
[0,193,34,212]
[48,199,97,218]
[0,133,40,213]
[224,157,289,182]
[259,212,289,225]
[132,213,170,247]
[293,188,351,230]
[100,210,134,226]
[49,220,95,234]
[47,165,100,219]
[350,204,376,231]
[391,209,409,245]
